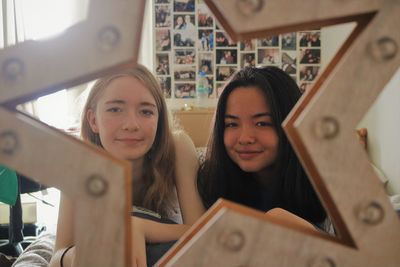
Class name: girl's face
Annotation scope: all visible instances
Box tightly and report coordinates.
[223,87,279,174]
[87,76,159,161]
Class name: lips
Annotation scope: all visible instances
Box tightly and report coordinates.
[236,150,262,160]
[115,138,143,145]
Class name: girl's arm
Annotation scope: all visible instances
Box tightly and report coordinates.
[173,131,206,225]
[49,193,75,267]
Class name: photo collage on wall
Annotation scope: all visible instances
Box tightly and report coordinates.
[154,0,321,100]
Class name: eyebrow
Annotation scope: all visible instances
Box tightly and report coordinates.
[225,112,272,119]
[104,100,157,108]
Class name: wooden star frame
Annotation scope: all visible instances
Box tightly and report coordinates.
[0,1,146,266]
[0,0,399,266]
[157,0,400,266]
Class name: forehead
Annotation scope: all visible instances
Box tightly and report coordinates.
[99,76,156,104]
[225,86,270,114]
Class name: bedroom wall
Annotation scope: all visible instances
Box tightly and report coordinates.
[321,22,400,195]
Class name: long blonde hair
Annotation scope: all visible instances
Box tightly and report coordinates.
[81,64,176,217]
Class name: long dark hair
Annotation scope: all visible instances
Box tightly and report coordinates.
[197,66,326,224]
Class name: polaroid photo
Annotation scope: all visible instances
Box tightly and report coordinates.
[240,40,256,51]
[198,29,214,51]
[299,31,321,47]
[155,5,171,28]
[257,36,279,47]
[240,53,256,68]
[215,32,237,47]
[174,14,196,47]
[216,66,237,81]
[155,53,170,75]
[299,66,320,82]
[174,66,196,81]
[216,49,238,65]
[282,51,297,75]
[300,49,321,64]
[197,5,213,27]
[156,29,171,51]
[173,0,195,12]
[281,32,296,50]
[174,49,196,64]
[198,53,213,74]
[157,76,172,98]
[257,48,280,65]
[174,83,196,98]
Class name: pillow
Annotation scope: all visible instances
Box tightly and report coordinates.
[12,234,55,267]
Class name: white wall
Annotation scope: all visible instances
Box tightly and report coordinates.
[321,23,400,195]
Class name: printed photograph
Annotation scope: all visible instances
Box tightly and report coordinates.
[300,49,321,64]
[215,32,237,47]
[155,29,171,51]
[175,83,196,98]
[174,14,196,47]
[198,29,213,51]
[240,53,256,68]
[155,5,171,28]
[155,53,170,75]
[174,66,196,81]
[173,0,195,12]
[216,66,237,81]
[258,36,279,47]
[258,48,280,64]
[198,53,213,74]
[299,82,312,93]
[158,76,172,98]
[281,32,296,50]
[299,31,321,47]
[175,49,196,64]
[281,51,297,75]
[299,66,320,82]
[197,5,213,27]
[240,40,256,51]
[216,49,237,65]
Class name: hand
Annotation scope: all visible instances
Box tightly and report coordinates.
[131,217,147,267]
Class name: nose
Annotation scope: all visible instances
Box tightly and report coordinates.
[122,112,140,132]
[238,125,256,145]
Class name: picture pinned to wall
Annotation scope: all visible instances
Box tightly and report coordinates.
[175,49,196,64]
[155,5,171,27]
[174,66,196,81]
[216,66,237,82]
[156,29,171,51]
[158,77,172,98]
[155,53,170,75]
[153,0,322,104]
[300,66,320,82]
[299,31,321,47]
[175,83,196,98]
[216,49,237,65]
[197,4,213,27]
[241,53,256,68]
[174,0,195,12]
[240,40,256,51]
[215,32,237,47]
[198,53,213,74]
[258,48,280,65]
[198,29,213,51]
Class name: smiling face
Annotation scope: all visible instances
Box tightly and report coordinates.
[87,76,159,162]
[223,87,279,175]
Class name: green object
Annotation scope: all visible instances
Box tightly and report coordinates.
[0,164,18,205]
